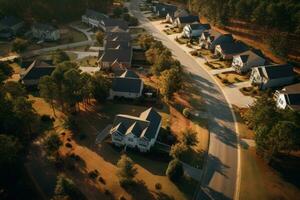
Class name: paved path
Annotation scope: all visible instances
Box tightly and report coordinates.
[66,51,98,60]
[129,1,241,199]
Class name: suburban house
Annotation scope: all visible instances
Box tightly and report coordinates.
[173,15,199,28]
[110,107,162,152]
[166,9,189,24]
[214,41,249,60]
[100,19,128,32]
[183,23,211,38]
[104,40,131,50]
[232,50,266,73]
[152,3,177,18]
[98,48,133,72]
[104,31,131,42]
[250,64,296,90]
[274,83,300,112]
[110,70,143,99]
[0,16,24,34]
[199,30,234,51]
[82,9,108,28]
[31,23,60,41]
[20,60,55,87]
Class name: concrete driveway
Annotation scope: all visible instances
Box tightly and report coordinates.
[128,1,241,199]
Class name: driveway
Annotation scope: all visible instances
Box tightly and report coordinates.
[95,125,112,145]
[128,1,240,199]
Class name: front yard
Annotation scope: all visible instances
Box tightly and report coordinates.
[215,71,248,85]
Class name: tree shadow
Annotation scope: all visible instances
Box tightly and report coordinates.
[123,180,156,200]
[155,191,175,200]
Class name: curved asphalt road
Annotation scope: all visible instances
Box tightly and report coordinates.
[129,1,239,200]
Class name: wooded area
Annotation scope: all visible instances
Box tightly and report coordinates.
[0,0,112,22]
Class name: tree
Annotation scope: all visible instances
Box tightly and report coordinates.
[12,38,28,52]
[95,31,104,46]
[39,76,58,116]
[44,133,62,156]
[2,81,27,99]
[0,134,21,167]
[138,34,155,50]
[182,129,198,146]
[53,174,86,200]
[0,62,13,83]
[166,159,183,182]
[170,142,189,160]
[52,49,70,65]
[113,7,123,18]
[116,154,137,185]
[91,72,110,102]
[159,68,182,99]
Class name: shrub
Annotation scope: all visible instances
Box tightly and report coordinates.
[104,189,110,195]
[65,142,72,148]
[166,159,183,182]
[182,108,191,118]
[155,183,162,190]
[12,38,28,52]
[88,170,99,179]
[98,176,106,184]
[119,195,126,200]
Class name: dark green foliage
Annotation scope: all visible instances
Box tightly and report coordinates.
[53,174,86,200]
[12,38,28,53]
[0,62,13,83]
[166,159,183,182]
[117,155,137,185]
[186,0,300,33]
[91,72,111,102]
[245,95,300,161]
[0,0,112,23]
[0,134,21,167]
[44,133,62,155]
[52,49,70,65]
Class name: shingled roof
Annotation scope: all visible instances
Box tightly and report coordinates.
[99,48,132,63]
[218,41,249,55]
[101,19,128,31]
[177,15,199,24]
[238,50,265,63]
[259,64,295,79]
[104,32,131,42]
[84,9,108,21]
[104,40,131,50]
[189,23,211,30]
[21,60,55,85]
[111,70,142,93]
[0,16,23,27]
[111,107,162,140]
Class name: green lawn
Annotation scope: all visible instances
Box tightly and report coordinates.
[77,56,98,67]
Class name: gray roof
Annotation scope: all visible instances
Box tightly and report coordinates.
[139,108,162,139]
[177,15,199,24]
[173,9,189,18]
[238,50,265,63]
[21,60,55,81]
[111,77,142,93]
[189,23,211,31]
[111,107,162,140]
[120,70,139,78]
[84,9,108,21]
[0,16,23,27]
[218,41,249,55]
[101,19,128,31]
[105,32,131,42]
[259,64,295,79]
[104,40,131,49]
[155,3,177,17]
[99,48,132,63]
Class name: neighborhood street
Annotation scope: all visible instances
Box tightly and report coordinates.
[128,0,240,199]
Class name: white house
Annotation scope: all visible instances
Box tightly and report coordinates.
[82,9,108,28]
[109,70,143,99]
[250,64,296,90]
[173,15,199,29]
[214,41,249,60]
[110,107,162,152]
[199,30,234,51]
[274,83,300,112]
[166,9,188,24]
[182,23,210,38]
[31,23,60,41]
[232,50,266,73]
